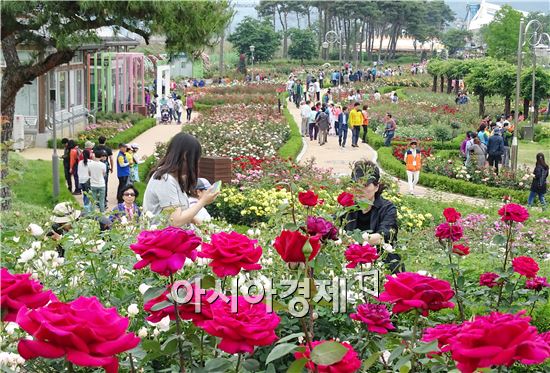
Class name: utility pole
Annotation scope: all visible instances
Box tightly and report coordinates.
[511,20,524,171]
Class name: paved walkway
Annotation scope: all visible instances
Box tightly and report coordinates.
[287,99,486,205]
[19,113,198,210]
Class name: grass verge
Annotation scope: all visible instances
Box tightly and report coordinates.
[279,108,303,161]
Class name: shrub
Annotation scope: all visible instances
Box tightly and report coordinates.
[433,124,453,144]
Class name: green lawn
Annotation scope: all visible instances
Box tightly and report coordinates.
[517,139,550,169]
[9,153,75,208]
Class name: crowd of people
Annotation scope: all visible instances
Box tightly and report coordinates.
[145,89,195,123]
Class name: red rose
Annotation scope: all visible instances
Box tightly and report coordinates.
[452,244,470,256]
[294,340,362,373]
[200,296,280,354]
[1,268,57,322]
[378,272,455,316]
[512,256,539,278]
[144,282,216,327]
[273,230,321,262]
[345,243,379,268]
[298,190,319,207]
[131,227,201,276]
[350,303,395,334]
[443,208,461,223]
[17,296,140,373]
[435,223,463,242]
[422,323,462,354]
[498,203,529,223]
[449,311,550,373]
[337,192,355,207]
[479,272,501,288]
[526,276,550,291]
[198,231,262,277]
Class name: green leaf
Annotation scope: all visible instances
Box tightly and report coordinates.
[265,364,276,373]
[286,358,307,373]
[394,354,413,371]
[276,332,305,345]
[201,275,216,289]
[363,351,381,370]
[388,344,405,362]
[310,341,347,366]
[143,286,167,303]
[242,358,260,372]
[266,343,300,365]
[492,234,506,246]
[161,335,179,353]
[412,340,439,354]
[150,300,173,312]
[141,339,161,352]
[205,357,233,372]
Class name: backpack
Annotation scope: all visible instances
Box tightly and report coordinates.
[174,100,181,112]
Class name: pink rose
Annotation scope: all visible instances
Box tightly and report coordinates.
[525,276,550,291]
[337,192,355,207]
[130,227,201,276]
[1,268,57,322]
[17,296,140,373]
[422,323,462,354]
[199,296,280,354]
[452,244,470,256]
[144,283,216,327]
[298,190,319,207]
[498,203,529,223]
[443,208,461,223]
[198,231,262,277]
[378,272,455,316]
[306,216,338,241]
[345,243,379,268]
[350,303,395,334]
[512,256,539,278]
[448,311,550,373]
[435,222,463,242]
[294,340,362,373]
[479,272,501,288]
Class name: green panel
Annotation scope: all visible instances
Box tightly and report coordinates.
[94,53,98,110]
[106,54,112,112]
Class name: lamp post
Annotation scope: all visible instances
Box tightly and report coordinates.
[324,30,342,87]
[249,45,255,73]
[511,19,549,170]
[322,41,329,61]
[48,73,60,198]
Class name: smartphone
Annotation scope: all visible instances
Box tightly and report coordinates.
[211,180,222,193]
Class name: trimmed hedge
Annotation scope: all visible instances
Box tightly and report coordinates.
[279,108,303,161]
[49,118,156,149]
[376,146,529,202]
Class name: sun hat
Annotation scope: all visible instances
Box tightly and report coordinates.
[84,140,95,148]
[409,140,418,145]
[130,143,140,149]
[195,178,212,191]
[50,202,81,224]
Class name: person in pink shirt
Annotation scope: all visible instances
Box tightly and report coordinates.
[185,94,194,122]
[330,104,341,136]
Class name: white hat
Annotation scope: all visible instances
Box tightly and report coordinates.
[130,143,140,149]
[84,140,95,149]
[50,202,81,224]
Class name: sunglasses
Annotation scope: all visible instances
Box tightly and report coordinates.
[123,193,136,197]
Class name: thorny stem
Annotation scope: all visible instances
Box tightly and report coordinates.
[410,311,421,373]
[235,353,242,373]
[496,222,514,310]
[447,251,465,322]
[129,353,136,373]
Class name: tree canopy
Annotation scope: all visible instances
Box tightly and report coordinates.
[288,28,317,62]
[441,29,473,56]
[228,17,281,62]
[480,5,523,63]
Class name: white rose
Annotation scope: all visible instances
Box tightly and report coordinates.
[18,248,36,263]
[334,239,343,246]
[5,322,19,335]
[127,304,139,316]
[27,223,44,237]
[417,270,430,276]
[31,241,41,250]
[152,328,160,337]
[247,229,255,236]
[362,232,370,241]
[156,315,171,331]
[94,240,106,252]
[138,327,148,338]
[145,211,155,219]
[12,237,20,243]
[382,243,395,253]
[139,283,152,295]
[70,276,79,287]
[120,216,128,225]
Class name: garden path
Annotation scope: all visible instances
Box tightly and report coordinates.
[286,96,486,206]
[19,112,199,209]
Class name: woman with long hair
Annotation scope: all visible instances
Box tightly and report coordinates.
[528,152,549,210]
[143,133,218,226]
[77,149,91,212]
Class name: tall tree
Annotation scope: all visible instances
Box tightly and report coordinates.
[0,0,232,210]
[228,17,281,62]
[288,28,317,63]
[441,29,473,57]
[481,5,523,63]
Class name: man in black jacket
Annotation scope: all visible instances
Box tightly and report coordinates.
[487,129,505,175]
[344,161,403,273]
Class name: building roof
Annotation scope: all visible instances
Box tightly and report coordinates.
[467,0,528,31]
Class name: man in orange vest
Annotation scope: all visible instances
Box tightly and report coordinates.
[405,140,422,194]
